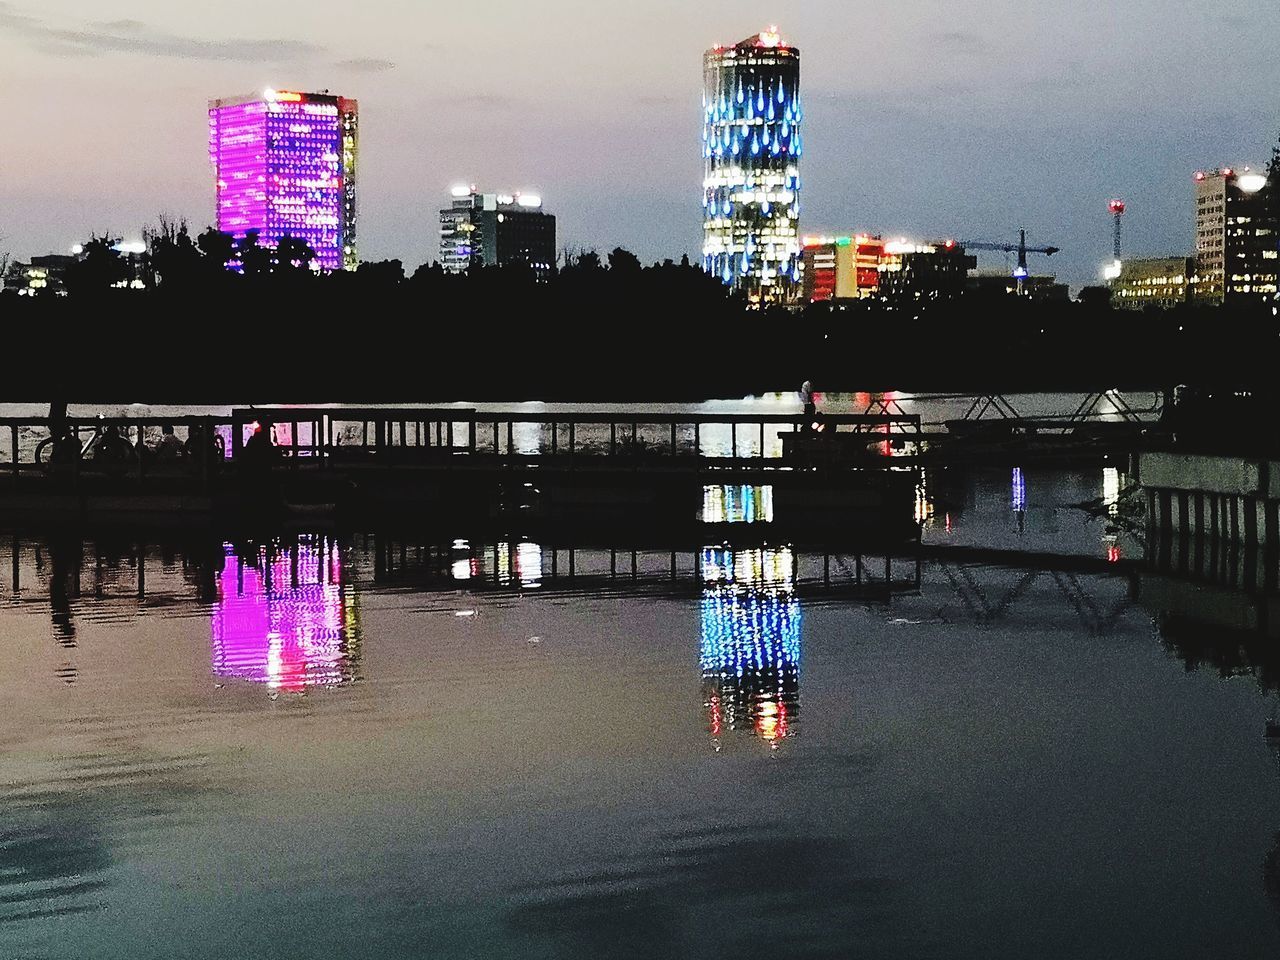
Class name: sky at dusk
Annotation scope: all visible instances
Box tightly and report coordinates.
[1,0,1278,288]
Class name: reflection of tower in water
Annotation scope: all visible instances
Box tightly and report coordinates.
[700,546,801,749]
[211,538,362,693]
[1012,467,1027,534]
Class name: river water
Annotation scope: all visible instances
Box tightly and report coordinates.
[3,454,1280,958]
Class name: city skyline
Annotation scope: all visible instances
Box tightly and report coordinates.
[2,0,1278,288]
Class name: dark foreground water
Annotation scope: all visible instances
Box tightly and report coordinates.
[4,468,1280,959]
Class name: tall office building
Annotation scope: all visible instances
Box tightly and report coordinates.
[1194,167,1277,304]
[209,89,359,271]
[703,28,802,305]
[439,187,557,280]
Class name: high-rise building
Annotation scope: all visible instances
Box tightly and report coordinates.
[209,89,359,272]
[439,187,557,280]
[703,28,802,305]
[1109,257,1196,311]
[1194,167,1277,304]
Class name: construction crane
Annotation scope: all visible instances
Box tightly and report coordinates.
[959,229,1061,295]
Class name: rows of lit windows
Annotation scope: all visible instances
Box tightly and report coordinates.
[209,93,356,271]
[702,37,801,302]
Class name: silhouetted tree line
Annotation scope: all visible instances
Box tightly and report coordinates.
[3,218,1279,400]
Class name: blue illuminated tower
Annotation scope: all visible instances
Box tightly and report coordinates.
[702,28,802,305]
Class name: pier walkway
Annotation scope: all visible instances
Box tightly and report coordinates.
[0,408,924,531]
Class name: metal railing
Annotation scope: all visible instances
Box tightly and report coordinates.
[1,415,228,490]
[0,407,925,492]
[249,407,923,467]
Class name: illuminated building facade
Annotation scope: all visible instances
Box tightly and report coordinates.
[801,236,974,303]
[1109,256,1196,310]
[1194,168,1277,304]
[703,29,802,305]
[801,236,883,301]
[209,90,359,272]
[700,546,801,748]
[439,187,557,280]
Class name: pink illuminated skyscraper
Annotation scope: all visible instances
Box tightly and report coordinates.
[208,89,359,271]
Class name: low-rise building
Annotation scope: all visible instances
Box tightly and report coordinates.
[877,240,976,303]
[2,254,75,296]
[801,235,974,303]
[968,272,1069,302]
[800,235,883,301]
[1109,256,1196,310]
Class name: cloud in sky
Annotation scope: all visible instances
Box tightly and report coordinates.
[0,2,324,62]
[929,30,988,54]
[336,57,397,74]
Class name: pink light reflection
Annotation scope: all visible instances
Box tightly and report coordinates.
[211,540,359,692]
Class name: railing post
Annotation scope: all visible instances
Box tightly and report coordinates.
[11,425,18,488]
[200,419,211,493]
[731,422,737,459]
[760,421,765,458]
